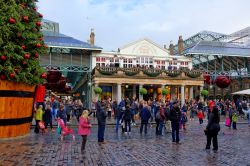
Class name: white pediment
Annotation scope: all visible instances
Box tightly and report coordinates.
[119,38,169,57]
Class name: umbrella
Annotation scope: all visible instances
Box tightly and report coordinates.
[232,89,250,95]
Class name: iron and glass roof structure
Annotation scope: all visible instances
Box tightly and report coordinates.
[174,28,250,77]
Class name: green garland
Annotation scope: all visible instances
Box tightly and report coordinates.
[143,70,161,77]
[166,71,181,77]
[97,68,116,75]
[124,70,139,76]
[186,71,201,78]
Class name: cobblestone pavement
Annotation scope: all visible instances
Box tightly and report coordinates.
[0,121,250,166]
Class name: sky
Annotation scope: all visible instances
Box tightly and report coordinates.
[38,0,250,51]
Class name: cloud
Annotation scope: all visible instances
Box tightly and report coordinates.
[38,0,250,51]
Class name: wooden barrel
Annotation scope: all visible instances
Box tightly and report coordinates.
[0,80,35,138]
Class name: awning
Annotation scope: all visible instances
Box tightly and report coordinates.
[232,89,250,95]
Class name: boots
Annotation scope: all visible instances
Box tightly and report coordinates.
[81,139,87,153]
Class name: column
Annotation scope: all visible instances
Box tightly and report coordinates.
[139,84,143,101]
[189,86,194,100]
[161,85,165,101]
[117,83,122,103]
[200,85,204,101]
[153,89,157,101]
[133,84,137,99]
[181,85,185,106]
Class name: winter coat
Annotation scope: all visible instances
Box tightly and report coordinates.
[78,116,91,136]
[43,108,52,123]
[206,113,220,133]
[140,107,151,121]
[35,108,43,121]
[57,109,67,124]
[96,101,107,126]
[123,108,132,121]
[169,106,181,123]
[197,111,204,119]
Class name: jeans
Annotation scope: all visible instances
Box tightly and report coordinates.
[199,119,203,124]
[206,132,218,150]
[171,122,180,142]
[52,108,58,119]
[116,118,120,132]
[125,120,131,132]
[98,125,105,142]
[140,120,148,134]
[232,122,237,129]
[34,120,40,134]
[131,109,135,123]
[156,120,164,135]
[45,120,53,129]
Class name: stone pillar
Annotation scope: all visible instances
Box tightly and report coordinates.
[181,85,185,106]
[139,84,143,101]
[117,83,122,103]
[171,86,175,100]
[200,85,204,101]
[153,87,157,101]
[133,84,137,99]
[189,86,194,100]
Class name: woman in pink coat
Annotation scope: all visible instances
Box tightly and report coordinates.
[78,110,92,152]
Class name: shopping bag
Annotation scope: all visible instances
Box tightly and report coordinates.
[225,118,231,127]
[39,121,45,129]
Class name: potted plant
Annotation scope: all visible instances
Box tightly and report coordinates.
[94,87,103,94]
[0,0,47,138]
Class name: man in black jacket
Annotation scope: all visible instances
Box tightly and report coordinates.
[96,100,107,144]
[170,101,182,144]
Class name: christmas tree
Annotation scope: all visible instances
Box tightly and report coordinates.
[0,0,47,84]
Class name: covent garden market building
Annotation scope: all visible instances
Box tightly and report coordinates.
[41,19,250,107]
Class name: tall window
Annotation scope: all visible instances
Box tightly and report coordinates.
[123,58,133,68]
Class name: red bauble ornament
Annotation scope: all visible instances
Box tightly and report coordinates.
[35,52,39,58]
[203,73,211,84]
[1,55,7,61]
[22,61,27,65]
[41,73,47,79]
[9,18,16,24]
[39,37,44,41]
[33,7,37,11]
[215,76,231,89]
[36,43,41,48]
[24,53,30,59]
[39,13,43,18]
[0,74,6,80]
[22,16,29,22]
[36,22,41,27]
[17,33,22,39]
[10,73,15,78]
[21,45,26,50]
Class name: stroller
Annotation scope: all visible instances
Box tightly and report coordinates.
[57,118,75,141]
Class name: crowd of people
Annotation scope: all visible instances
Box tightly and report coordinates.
[33,95,250,153]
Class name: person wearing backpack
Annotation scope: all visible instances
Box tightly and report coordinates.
[139,102,151,134]
[155,104,165,136]
[170,101,182,144]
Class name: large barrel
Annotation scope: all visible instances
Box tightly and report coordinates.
[0,80,35,138]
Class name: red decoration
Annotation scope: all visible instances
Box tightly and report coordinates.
[9,18,16,24]
[22,61,27,65]
[39,37,44,41]
[38,13,43,18]
[0,74,6,80]
[21,45,26,50]
[36,22,41,27]
[10,73,15,78]
[22,16,29,22]
[33,7,37,11]
[44,44,48,49]
[203,73,211,84]
[17,33,22,39]
[35,85,46,102]
[1,55,7,61]
[14,68,19,73]
[36,43,41,48]
[35,52,39,58]
[24,53,30,59]
[215,76,231,88]
[41,73,47,79]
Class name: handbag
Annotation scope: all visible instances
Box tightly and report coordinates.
[225,118,231,127]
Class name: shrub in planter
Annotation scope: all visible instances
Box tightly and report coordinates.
[139,88,147,95]
[201,90,209,96]
[94,87,102,94]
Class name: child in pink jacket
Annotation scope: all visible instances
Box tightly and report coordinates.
[78,110,92,152]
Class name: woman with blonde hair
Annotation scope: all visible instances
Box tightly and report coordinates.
[78,110,92,152]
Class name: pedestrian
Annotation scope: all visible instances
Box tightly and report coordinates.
[96,100,107,144]
[232,111,238,130]
[243,105,250,127]
[91,100,97,118]
[180,112,188,131]
[139,102,151,134]
[131,97,138,126]
[116,99,125,132]
[52,98,59,120]
[57,105,67,125]
[205,106,220,152]
[170,101,182,144]
[34,105,44,134]
[155,104,165,136]
[43,104,54,132]
[197,110,204,124]
[78,110,92,152]
[123,105,132,134]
